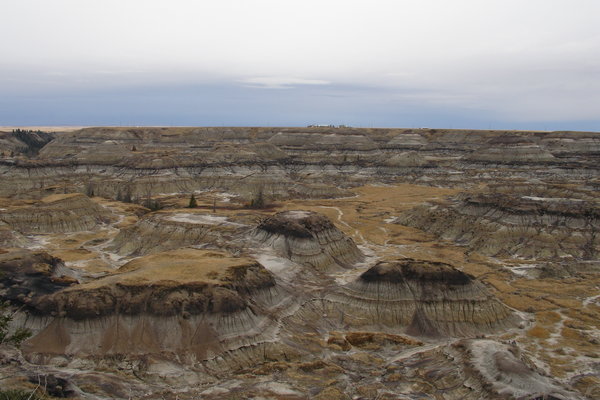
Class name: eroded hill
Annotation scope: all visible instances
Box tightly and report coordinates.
[0,127,598,399]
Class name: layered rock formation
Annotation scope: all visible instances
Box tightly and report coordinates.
[20,249,282,360]
[380,151,430,167]
[1,127,598,201]
[0,129,55,157]
[0,193,114,233]
[0,127,597,399]
[253,210,363,270]
[397,186,600,261]
[467,145,557,163]
[315,258,516,337]
[0,221,28,248]
[109,212,248,256]
[0,249,76,306]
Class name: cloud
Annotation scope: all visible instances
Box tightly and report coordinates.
[0,0,599,127]
[240,77,330,89]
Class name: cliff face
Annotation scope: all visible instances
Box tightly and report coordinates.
[19,249,282,359]
[253,210,363,270]
[0,129,55,157]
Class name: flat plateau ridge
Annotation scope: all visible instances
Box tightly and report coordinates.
[0,127,598,399]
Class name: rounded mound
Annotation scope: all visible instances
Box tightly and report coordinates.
[360,258,472,285]
[254,210,363,270]
[257,210,336,239]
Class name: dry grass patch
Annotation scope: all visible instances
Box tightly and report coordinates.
[527,325,550,339]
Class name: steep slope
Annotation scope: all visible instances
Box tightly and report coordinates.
[21,249,284,360]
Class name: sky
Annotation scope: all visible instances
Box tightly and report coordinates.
[1,0,599,130]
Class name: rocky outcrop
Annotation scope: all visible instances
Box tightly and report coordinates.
[253,210,363,270]
[0,221,28,248]
[0,250,76,306]
[397,186,600,260]
[109,212,247,256]
[0,193,114,233]
[33,249,275,319]
[16,249,283,360]
[0,129,55,157]
[318,258,516,337]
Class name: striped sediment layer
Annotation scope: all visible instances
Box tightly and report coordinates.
[287,258,517,337]
[109,212,248,256]
[397,186,600,260]
[0,193,114,233]
[253,210,363,270]
[17,249,287,361]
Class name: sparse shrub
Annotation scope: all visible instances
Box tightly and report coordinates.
[85,182,94,197]
[247,187,266,209]
[0,301,32,347]
[145,199,162,211]
[123,189,133,203]
[188,193,197,208]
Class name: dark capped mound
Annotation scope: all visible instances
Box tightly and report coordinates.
[360,258,473,285]
[254,210,363,270]
[33,249,276,319]
[257,210,336,239]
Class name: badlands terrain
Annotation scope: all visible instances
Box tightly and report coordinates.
[0,126,598,399]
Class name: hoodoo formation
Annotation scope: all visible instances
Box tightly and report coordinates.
[0,127,598,399]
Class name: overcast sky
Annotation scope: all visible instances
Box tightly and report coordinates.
[1,0,599,130]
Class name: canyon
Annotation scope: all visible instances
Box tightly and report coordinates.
[0,126,598,399]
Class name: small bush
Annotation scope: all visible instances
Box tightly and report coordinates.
[0,301,32,347]
[188,193,197,208]
[246,187,267,209]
